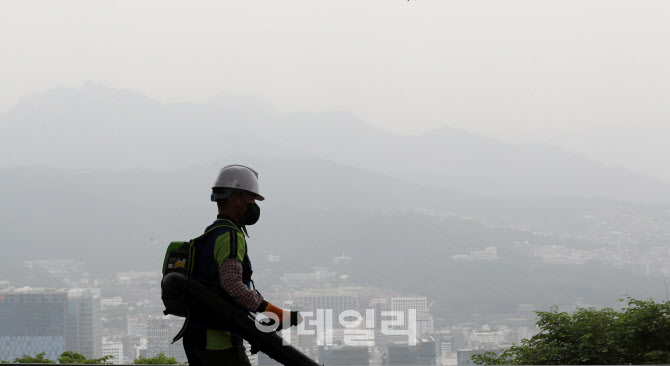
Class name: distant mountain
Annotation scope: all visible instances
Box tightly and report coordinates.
[2,82,670,203]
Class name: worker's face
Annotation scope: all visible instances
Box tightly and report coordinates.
[233,191,261,225]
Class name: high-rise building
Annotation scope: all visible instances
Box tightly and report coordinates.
[388,337,438,366]
[66,289,103,358]
[146,316,187,364]
[102,342,124,365]
[0,287,102,361]
[0,289,68,361]
[293,288,359,327]
[318,345,369,366]
[390,297,427,314]
[416,311,434,337]
[439,335,453,356]
[368,298,387,337]
[389,297,428,335]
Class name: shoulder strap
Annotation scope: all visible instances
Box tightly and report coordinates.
[193,223,241,242]
[229,230,240,259]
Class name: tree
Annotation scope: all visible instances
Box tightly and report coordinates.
[473,297,670,365]
[57,351,114,364]
[13,353,55,363]
[132,353,179,365]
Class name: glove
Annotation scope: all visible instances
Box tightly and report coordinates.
[262,303,303,331]
[288,311,303,327]
[275,311,302,331]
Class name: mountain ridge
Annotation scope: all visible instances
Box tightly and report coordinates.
[2,82,669,203]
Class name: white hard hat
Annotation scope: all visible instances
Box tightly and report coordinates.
[211,164,265,201]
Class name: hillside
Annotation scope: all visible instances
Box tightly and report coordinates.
[1,161,666,321]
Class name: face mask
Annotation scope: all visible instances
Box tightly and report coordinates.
[243,201,260,225]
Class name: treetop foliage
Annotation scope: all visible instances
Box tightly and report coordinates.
[9,352,113,364]
[132,353,178,365]
[4,351,179,365]
[12,353,55,364]
[57,351,114,364]
[473,297,670,365]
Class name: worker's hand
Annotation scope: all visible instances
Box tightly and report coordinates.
[289,311,303,327]
[275,311,302,332]
[261,304,303,331]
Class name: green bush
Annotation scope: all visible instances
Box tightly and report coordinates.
[57,351,114,364]
[474,297,670,365]
[132,353,179,365]
[13,353,55,363]
[10,351,115,364]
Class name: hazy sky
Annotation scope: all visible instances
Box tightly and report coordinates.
[2,1,669,179]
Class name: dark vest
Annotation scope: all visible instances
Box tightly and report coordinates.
[187,219,254,333]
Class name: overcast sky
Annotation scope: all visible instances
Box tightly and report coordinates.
[1,1,669,179]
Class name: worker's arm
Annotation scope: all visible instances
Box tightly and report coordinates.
[215,231,268,312]
[215,231,302,327]
[219,258,268,312]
